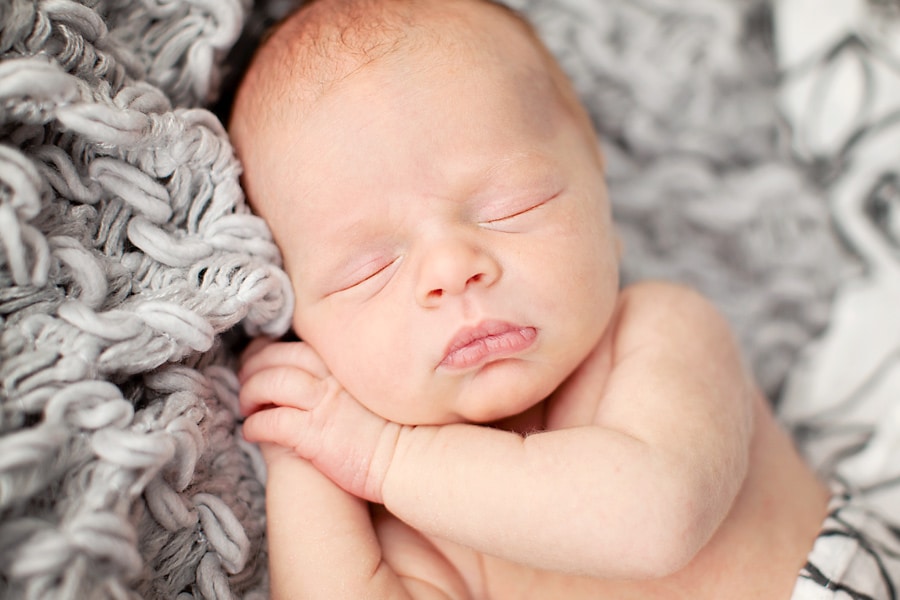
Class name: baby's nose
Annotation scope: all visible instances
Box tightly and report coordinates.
[415,239,500,307]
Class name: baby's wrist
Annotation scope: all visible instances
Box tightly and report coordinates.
[365,421,412,504]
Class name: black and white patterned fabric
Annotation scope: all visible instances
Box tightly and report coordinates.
[776,0,900,596]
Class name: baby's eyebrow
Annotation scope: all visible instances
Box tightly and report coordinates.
[483,152,543,178]
[478,153,563,190]
[308,199,383,247]
[307,231,390,288]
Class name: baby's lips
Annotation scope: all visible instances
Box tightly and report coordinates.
[440,320,537,370]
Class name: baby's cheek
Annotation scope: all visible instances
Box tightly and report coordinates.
[336,346,404,417]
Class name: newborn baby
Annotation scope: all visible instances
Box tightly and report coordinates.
[229,0,829,597]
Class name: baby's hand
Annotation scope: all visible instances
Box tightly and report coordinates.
[238,340,405,503]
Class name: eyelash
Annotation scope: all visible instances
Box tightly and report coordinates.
[338,258,397,293]
[488,201,543,223]
[484,191,559,224]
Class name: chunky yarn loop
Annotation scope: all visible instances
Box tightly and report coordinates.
[0,0,291,597]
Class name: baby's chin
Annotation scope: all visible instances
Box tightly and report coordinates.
[450,369,567,427]
[360,361,563,427]
[365,393,543,429]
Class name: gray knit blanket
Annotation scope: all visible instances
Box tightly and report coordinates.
[1,0,896,598]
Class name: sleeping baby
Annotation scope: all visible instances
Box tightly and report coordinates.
[228,0,831,597]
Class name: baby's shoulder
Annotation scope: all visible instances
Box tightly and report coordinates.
[614,280,735,353]
[618,280,722,322]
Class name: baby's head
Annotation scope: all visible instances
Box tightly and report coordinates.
[230,0,593,166]
[230,0,621,426]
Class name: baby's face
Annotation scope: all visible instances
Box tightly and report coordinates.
[234,3,620,425]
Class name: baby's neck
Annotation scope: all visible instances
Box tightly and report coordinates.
[488,401,547,435]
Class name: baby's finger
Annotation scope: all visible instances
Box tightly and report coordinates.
[242,406,315,456]
[239,365,326,416]
[240,336,277,365]
[238,340,331,383]
[257,441,298,466]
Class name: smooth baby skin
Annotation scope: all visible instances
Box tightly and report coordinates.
[231,0,829,597]
[244,284,828,599]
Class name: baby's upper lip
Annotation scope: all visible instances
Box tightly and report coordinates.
[440,319,536,369]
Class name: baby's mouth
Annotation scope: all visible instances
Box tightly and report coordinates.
[440,320,537,370]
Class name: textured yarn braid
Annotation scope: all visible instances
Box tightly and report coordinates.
[0,0,292,597]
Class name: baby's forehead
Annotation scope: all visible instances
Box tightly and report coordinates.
[230,0,595,211]
[254,0,548,95]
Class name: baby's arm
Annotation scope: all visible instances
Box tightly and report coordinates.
[394,282,754,577]
[261,444,379,598]
[243,344,469,600]
[241,282,754,580]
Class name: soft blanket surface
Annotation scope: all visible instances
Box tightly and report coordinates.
[0,1,292,597]
[1,0,894,598]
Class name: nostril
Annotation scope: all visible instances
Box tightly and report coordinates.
[420,268,493,306]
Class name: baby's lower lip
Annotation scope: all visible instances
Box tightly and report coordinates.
[440,326,537,370]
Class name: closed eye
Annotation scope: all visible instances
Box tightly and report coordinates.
[487,199,545,222]
[332,257,399,295]
[481,190,561,227]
